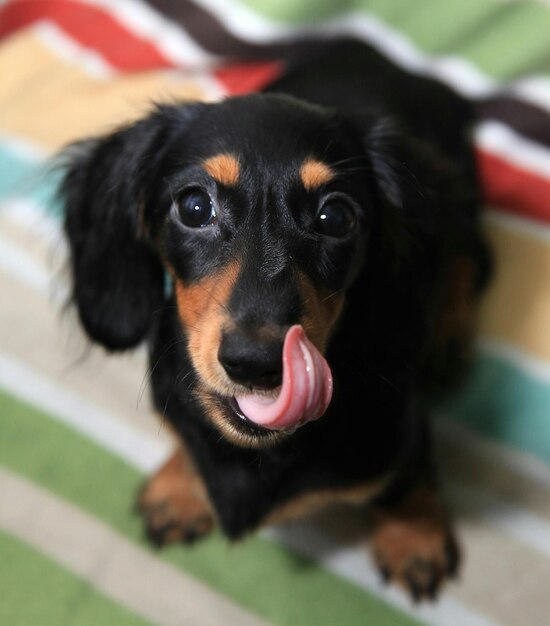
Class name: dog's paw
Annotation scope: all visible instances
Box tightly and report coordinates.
[369,488,460,601]
[136,449,215,547]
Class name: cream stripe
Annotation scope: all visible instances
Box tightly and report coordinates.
[0,30,210,151]
[479,221,550,362]
[0,467,271,626]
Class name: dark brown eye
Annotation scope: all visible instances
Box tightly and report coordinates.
[316,198,357,237]
[176,189,216,228]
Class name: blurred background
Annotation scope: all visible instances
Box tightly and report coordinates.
[1,1,550,625]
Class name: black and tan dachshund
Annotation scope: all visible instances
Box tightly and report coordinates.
[58,40,491,600]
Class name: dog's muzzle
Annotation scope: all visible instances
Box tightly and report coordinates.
[232,325,333,431]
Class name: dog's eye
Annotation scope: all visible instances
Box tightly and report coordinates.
[176,189,216,228]
[316,199,357,237]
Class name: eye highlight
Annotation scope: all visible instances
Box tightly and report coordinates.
[175,189,217,228]
[315,197,357,238]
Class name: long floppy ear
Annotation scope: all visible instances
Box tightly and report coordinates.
[362,116,415,270]
[59,109,183,351]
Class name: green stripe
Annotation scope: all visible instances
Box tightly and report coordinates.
[459,4,550,79]
[438,353,550,462]
[0,531,154,626]
[0,388,424,626]
[240,0,550,79]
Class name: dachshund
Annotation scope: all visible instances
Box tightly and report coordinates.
[58,39,491,600]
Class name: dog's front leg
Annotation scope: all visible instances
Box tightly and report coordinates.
[369,485,460,601]
[137,444,216,546]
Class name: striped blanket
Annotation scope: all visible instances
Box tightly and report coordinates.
[1,2,550,625]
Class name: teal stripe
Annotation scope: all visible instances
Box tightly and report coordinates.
[0,143,62,217]
[0,388,425,626]
[0,531,154,626]
[240,0,550,80]
[437,353,550,462]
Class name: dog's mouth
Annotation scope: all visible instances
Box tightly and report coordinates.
[212,325,333,443]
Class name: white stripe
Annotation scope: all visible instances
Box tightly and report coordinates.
[484,209,550,243]
[0,197,64,250]
[448,481,550,559]
[265,523,502,626]
[476,121,550,181]
[479,338,550,386]
[513,75,550,114]
[0,352,171,473]
[0,231,53,294]
[41,0,216,69]
[79,0,215,66]
[35,21,115,78]
[193,0,550,107]
[0,199,69,301]
[0,468,271,626]
[0,133,48,161]
[194,0,495,96]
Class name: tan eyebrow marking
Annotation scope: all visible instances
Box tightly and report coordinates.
[203,154,240,186]
[300,158,335,191]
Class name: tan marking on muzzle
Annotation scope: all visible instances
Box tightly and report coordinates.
[195,387,285,449]
[300,158,334,191]
[175,262,239,394]
[203,153,240,186]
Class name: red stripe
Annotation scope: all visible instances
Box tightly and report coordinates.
[213,61,283,96]
[477,148,550,223]
[0,0,175,71]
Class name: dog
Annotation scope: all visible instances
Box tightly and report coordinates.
[58,39,491,600]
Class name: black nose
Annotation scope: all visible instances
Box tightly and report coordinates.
[218,331,283,389]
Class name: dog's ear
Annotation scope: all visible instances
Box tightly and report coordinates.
[364,117,406,212]
[59,107,189,351]
[361,117,416,269]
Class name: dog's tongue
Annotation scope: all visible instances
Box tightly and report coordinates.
[235,325,333,431]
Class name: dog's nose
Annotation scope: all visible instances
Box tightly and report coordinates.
[218,332,283,389]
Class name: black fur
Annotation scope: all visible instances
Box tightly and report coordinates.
[59,38,490,580]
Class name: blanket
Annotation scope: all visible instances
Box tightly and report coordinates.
[1,2,550,625]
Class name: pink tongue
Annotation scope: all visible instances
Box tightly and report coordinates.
[235,325,333,431]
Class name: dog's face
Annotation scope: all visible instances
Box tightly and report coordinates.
[61,93,403,448]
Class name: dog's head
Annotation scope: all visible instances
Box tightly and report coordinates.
[60,93,412,447]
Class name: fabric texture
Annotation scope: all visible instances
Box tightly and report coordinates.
[1,1,550,625]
